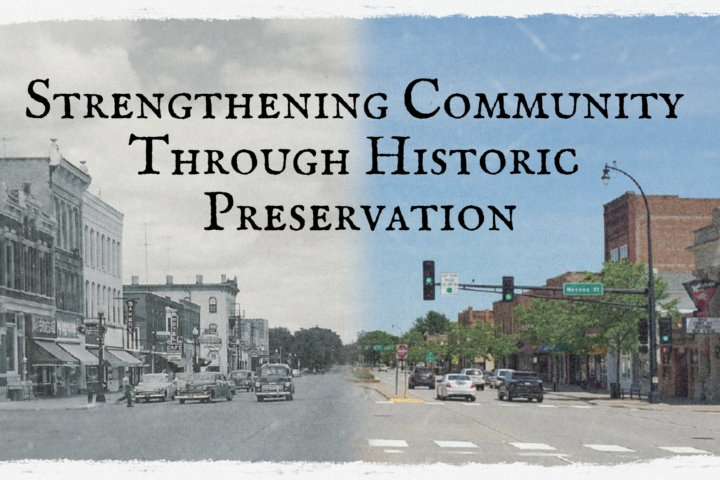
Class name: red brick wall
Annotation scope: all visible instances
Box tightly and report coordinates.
[604,193,720,272]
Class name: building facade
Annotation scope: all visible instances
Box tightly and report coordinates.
[124,274,248,374]
[457,307,493,328]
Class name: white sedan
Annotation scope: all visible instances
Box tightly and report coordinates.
[436,374,476,402]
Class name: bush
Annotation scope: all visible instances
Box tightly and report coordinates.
[352,368,375,380]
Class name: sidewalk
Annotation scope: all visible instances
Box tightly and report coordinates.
[0,391,128,411]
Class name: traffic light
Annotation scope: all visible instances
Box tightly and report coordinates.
[502,276,514,302]
[423,260,435,301]
[659,317,672,345]
[638,318,649,344]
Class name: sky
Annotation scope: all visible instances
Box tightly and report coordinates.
[1,13,720,344]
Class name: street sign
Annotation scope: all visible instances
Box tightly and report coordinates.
[396,344,408,359]
[426,351,435,363]
[684,317,720,334]
[440,272,459,295]
[563,283,603,296]
[373,345,384,351]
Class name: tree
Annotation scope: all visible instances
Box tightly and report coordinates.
[356,330,400,366]
[516,261,678,387]
[409,311,451,336]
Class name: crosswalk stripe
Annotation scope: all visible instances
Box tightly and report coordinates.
[434,441,479,448]
[584,444,635,452]
[383,450,404,453]
[510,442,557,451]
[369,440,408,448]
[658,446,711,454]
[375,401,393,404]
[425,402,444,405]
[461,403,480,406]
[572,405,592,409]
[537,405,558,408]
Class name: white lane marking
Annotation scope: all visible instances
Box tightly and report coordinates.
[537,405,557,408]
[383,449,404,453]
[510,442,557,451]
[571,405,592,409]
[461,403,480,406]
[658,446,711,454]
[425,402,445,405]
[584,444,635,452]
[447,451,479,455]
[369,439,408,448]
[375,401,394,404]
[434,441,479,448]
[498,403,521,407]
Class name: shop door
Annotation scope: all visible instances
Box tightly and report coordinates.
[675,349,689,398]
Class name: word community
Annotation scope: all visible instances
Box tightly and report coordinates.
[204,196,515,233]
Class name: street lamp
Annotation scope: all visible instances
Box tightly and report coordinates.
[602,161,658,404]
[96,305,107,402]
[192,327,200,373]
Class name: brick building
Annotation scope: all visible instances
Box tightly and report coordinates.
[457,307,493,328]
[604,193,720,398]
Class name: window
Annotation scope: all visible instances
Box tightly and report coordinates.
[619,244,628,260]
[209,297,217,313]
[610,248,619,262]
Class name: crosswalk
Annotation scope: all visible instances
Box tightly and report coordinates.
[376,400,594,409]
[366,438,714,457]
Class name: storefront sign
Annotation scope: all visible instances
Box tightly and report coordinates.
[126,299,136,333]
[683,279,720,317]
[31,316,56,338]
[56,318,78,339]
[685,317,720,334]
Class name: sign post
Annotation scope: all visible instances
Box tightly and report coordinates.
[396,344,408,398]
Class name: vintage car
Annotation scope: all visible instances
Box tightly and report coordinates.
[255,363,295,402]
[176,372,233,404]
[497,370,544,402]
[229,370,256,392]
[134,373,177,403]
[173,372,191,391]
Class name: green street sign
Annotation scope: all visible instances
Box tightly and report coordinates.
[373,345,384,351]
[384,346,395,351]
[426,352,435,363]
[563,283,603,296]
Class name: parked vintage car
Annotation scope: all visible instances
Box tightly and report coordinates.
[176,372,233,404]
[173,372,191,391]
[255,363,295,402]
[134,373,176,403]
[229,370,256,392]
[459,368,486,391]
[436,374,476,402]
[497,370,544,402]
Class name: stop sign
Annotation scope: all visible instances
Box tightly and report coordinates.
[396,344,408,359]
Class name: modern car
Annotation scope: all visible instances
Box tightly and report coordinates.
[459,368,486,391]
[408,366,436,389]
[490,368,514,389]
[436,374,476,402]
[176,372,233,404]
[255,363,295,402]
[497,370,544,402]
[134,373,176,403]
[377,364,389,372]
[229,370,256,392]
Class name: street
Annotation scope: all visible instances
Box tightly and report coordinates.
[2,367,720,466]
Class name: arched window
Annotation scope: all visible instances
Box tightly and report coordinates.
[209,297,217,313]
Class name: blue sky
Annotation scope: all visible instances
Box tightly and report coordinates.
[357,16,720,336]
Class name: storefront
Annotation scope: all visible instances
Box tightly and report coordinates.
[27,340,80,397]
[57,341,100,392]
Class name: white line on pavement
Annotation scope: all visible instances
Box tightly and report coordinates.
[369,439,408,448]
[658,446,712,454]
[584,444,635,452]
[434,441,479,448]
[510,442,557,451]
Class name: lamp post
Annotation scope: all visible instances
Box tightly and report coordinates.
[96,305,107,402]
[602,162,659,404]
[192,327,200,373]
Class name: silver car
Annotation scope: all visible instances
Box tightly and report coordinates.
[490,368,514,389]
[134,373,177,402]
[436,374,477,402]
[459,368,486,391]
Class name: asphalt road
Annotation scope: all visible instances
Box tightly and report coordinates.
[361,369,720,465]
[0,367,369,462]
[2,367,720,465]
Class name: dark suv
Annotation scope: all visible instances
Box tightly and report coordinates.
[497,371,544,402]
[408,367,435,389]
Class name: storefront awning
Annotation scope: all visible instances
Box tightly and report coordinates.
[168,357,193,367]
[108,349,144,366]
[87,348,126,368]
[29,341,79,366]
[58,342,100,365]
